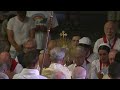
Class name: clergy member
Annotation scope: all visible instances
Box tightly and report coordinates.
[90,43,110,79]
[93,21,120,54]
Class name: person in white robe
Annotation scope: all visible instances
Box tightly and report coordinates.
[0,51,23,79]
[15,38,37,68]
[65,35,80,66]
[72,66,86,79]
[90,43,110,79]
[27,11,58,52]
[93,21,120,54]
[79,37,99,63]
[42,68,66,79]
[102,49,118,79]
[42,47,71,79]
[7,11,35,59]
[13,50,47,79]
[0,51,23,73]
[68,46,90,79]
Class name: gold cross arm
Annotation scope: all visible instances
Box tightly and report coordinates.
[60,31,67,38]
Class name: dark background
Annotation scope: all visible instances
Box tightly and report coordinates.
[52,11,108,46]
[0,11,108,46]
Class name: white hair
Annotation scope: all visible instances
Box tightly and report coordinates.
[50,47,65,61]
[72,66,86,79]
[0,73,9,79]
[42,68,66,79]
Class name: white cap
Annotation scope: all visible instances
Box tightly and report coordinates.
[72,66,86,79]
[79,37,91,45]
[50,47,65,60]
[98,43,111,49]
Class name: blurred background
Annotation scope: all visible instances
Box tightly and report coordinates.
[0,11,120,46]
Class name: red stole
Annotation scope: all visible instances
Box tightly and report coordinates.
[103,35,117,49]
[100,60,109,71]
[10,59,18,72]
[100,60,102,71]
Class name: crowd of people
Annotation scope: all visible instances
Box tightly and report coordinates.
[0,11,120,79]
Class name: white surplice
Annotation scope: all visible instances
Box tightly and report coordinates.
[13,68,47,79]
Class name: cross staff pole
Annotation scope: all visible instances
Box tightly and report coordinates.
[40,11,53,74]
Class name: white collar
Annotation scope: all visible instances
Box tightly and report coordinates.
[20,68,40,75]
[49,63,63,67]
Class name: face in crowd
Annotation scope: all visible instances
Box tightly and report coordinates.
[17,11,26,21]
[104,21,117,40]
[98,45,110,64]
[74,46,86,66]
[109,50,118,64]
[71,36,80,47]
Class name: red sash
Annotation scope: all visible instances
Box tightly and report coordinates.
[10,59,18,72]
[103,35,117,49]
[100,60,102,71]
[100,60,109,71]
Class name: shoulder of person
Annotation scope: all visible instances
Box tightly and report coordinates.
[8,16,16,23]
[39,75,48,79]
[102,74,110,79]
[91,59,99,65]
[68,64,75,68]
[12,73,20,79]
[16,63,23,68]
[95,38,103,43]
[88,53,99,61]
[14,63,23,74]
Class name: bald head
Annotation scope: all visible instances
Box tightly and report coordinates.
[72,66,86,79]
[109,49,118,64]
[104,21,117,40]
[52,71,66,79]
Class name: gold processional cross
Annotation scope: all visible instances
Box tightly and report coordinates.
[60,31,67,39]
[59,31,68,48]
